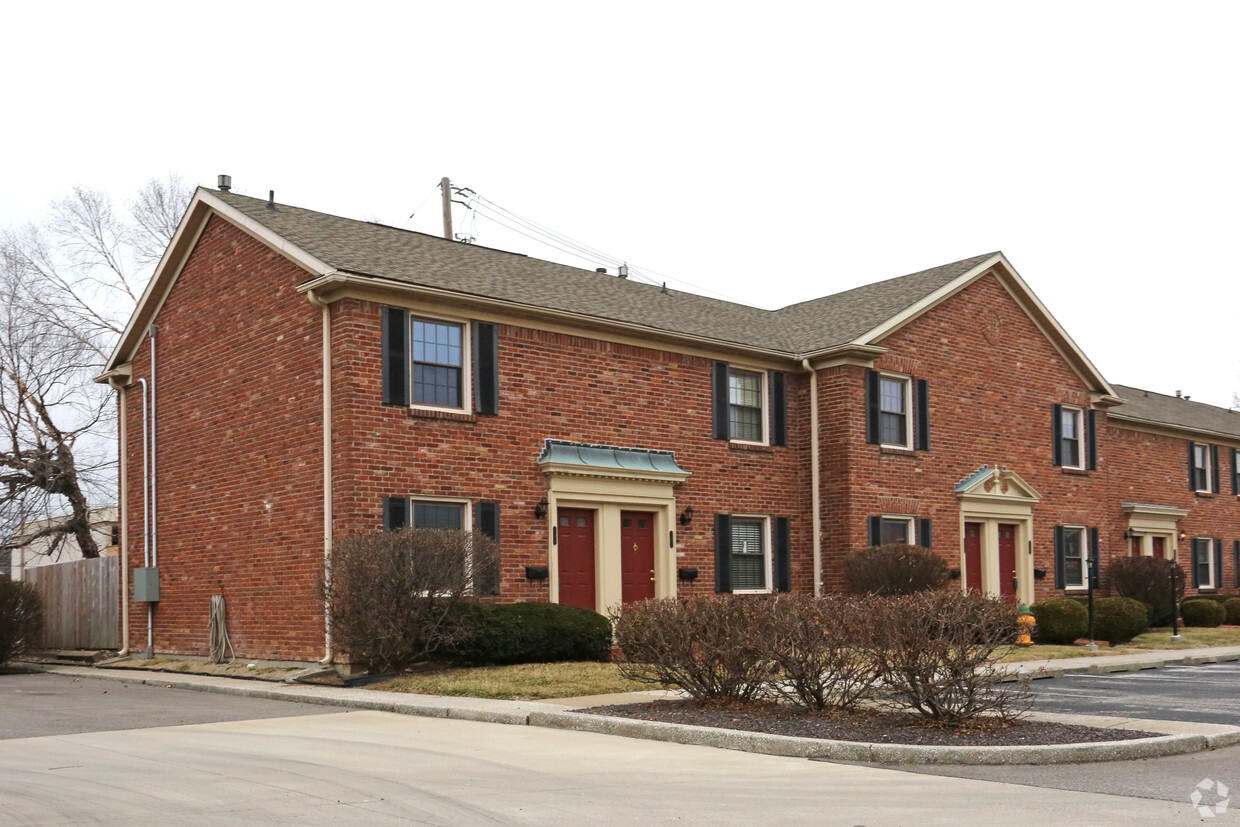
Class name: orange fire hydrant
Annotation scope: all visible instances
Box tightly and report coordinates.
[1016,603,1036,646]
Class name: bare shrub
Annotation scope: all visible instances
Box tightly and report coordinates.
[611,596,780,703]
[1107,556,1184,626]
[322,529,499,672]
[843,544,949,596]
[0,581,45,664]
[765,593,879,710]
[858,591,1030,726]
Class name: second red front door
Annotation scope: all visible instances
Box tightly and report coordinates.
[621,511,655,603]
[998,523,1017,599]
[558,509,596,611]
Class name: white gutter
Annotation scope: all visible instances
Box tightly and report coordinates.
[801,359,822,596]
[306,292,334,666]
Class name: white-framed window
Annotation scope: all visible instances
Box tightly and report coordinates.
[728,368,766,444]
[1191,442,1212,493]
[1193,537,1216,589]
[1059,406,1084,469]
[730,516,771,593]
[878,374,911,448]
[412,499,468,531]
[412,317,467,410]
[880,515,914,545]
[1062,526,1088,589]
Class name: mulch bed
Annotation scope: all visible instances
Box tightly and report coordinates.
[580,700,1161,746]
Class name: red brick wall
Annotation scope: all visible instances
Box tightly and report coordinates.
[329,300,812,604]
[123,216,325,660]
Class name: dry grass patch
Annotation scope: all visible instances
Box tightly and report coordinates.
[998,625,1240,662]
[373,661,649,700]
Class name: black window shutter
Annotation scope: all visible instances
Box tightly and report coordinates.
[769,371,787,447]
[1215,538,1223,588]
[1188,441,1197,491]
[1211,445,1221,493]
[383,496,409,531]
[381,307,409,406]
[865,369,880,445]
[918,518,932,549]
[1089,527,1100,586]
[1051,404,1063,466]
[867,515,881,547]
[1086,409,1098,470]
[472,322,499,415]
[1233,448,1238,495]
[1234,540,1239,588]
[711,362,730,440]
[1053,525,1065,589]
[475,501,501,594]
[1190,539,1201,589]
[915,379,930,451]
[774,517,791,592]
[714,514,732,593]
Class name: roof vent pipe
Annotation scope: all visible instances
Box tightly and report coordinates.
[267,190,276,211]
[618,263,629,279]
[596,267,607,274]
[217,174,232,192]
[1175,390,1182,398]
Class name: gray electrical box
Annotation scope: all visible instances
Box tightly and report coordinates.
[134,567,160,603]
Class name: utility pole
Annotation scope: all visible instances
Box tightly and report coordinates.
[440,177,453,241]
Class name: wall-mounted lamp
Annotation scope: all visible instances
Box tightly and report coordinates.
[1124,528,1135,540]
[534,498,549,519]
[679,506,695,526]
[1178,530,1187,541]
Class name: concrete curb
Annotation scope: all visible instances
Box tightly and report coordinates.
[37,663,1240,766]
[528,709,1212,766]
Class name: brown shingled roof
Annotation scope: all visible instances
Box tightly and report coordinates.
[1110,384,1240,440]
[212,190,997,356]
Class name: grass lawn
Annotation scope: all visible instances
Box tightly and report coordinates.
[998,625,1240,662]
[373,661,651,700]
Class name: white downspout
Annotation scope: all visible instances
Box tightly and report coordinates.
[136,378,152,657]
[802,359,822,596]
[149,325,158,573]
[117,387,130,656]
[307,292,333,666]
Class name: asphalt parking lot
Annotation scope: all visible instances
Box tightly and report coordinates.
[1030,662,1240,725]
[0,670,330,739]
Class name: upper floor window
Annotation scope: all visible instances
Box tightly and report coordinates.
[711,362,786,446]
[1052,404,1096,470]
[412,319,464,408]
[1189,441,1218,493]
[1059,407,1082,468]
[728,369,764,442]
[878,376,910,447]
[865,369,929,451]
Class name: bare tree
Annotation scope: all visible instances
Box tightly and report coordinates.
[0,176,191,559]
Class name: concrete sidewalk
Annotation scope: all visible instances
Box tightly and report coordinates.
[32,643,1240,766]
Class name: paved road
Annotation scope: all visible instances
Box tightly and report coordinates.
[1031,662,1240,725]
[2,708,1188,825]
[0,670,329,739]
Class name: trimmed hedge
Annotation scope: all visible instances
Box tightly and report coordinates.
[1031,597,1088,644]
[1224,598,1240,626]
[1090,597,1149,644]
[450,602,612,665]
[842,544,948,596]
[1181,598,1227,628]
[0,581,45,665]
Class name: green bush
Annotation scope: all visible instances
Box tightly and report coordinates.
[1185,594,1231,605]
[1107,557,1184,626]
[1181,598,1226,627]
[0,581,45,664]
[842,544,948,596]
[1090,597,1149,644]
[1223,598,1240,626]
[450,602,612,665]
[1031,597,1088,644]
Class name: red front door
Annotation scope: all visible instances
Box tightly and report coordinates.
[998,524,1017,600]
[558,509,596,611]
[1131,535,1142,556]
[1153,536,1165,558]
[964,523,982,593]
[621,511,656,604]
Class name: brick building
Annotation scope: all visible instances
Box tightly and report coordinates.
[98,188,1240,662]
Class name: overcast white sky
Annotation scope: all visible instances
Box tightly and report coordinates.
[5,1,1238,406]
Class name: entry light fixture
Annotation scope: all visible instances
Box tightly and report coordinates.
[1178,530,1187,541]
[1124,528,1135,540]
[534,498,549,519]
[679,506,695,526]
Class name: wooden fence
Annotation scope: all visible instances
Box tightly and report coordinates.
[25,556,120,650]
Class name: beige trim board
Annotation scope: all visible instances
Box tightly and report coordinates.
[1106,412,1240,448]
